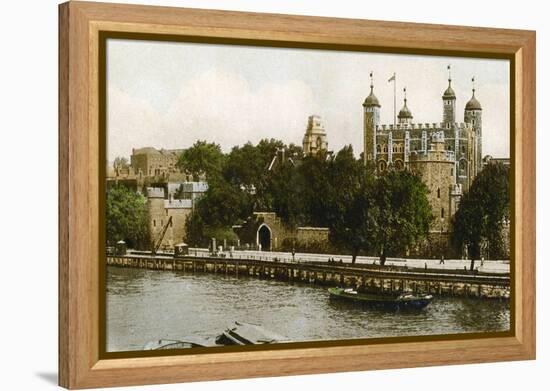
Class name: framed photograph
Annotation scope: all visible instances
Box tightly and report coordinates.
[59,1,536,389]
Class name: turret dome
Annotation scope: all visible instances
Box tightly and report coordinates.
[443,82,456,99]
[363,89,380,108]
[363,72,381,108]
[398,88,413,124]
[443,65,456,99]
[398,101,413,119]
[465,91,482,110]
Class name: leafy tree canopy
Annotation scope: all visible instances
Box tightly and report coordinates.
[113,156,129,169]
[369,171,432,264]
[177,140,225,181]
[106,185,149,248]
[453,162,510,266]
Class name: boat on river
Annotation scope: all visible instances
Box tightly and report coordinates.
[143,336,217,350]
[216,321,291,345]
[328,287,433,310]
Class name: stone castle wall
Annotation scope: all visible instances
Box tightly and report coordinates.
[147,188,192,251]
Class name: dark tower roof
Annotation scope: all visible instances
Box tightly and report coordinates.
[466,78,482,110]
[398,88,413,119]
[363,87,380,108]
[465,93,482,110]
[398,104,413,119]
[363,71,381,108]
[443,80,456,99]
[443,65,456,99]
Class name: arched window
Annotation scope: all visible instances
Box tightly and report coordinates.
[441,208,445,218]
[316,137,322,149]
[378,160,387,172]
[376,144,381,153]
[437,188,441,198]
[461,145,466,154]
[459,159,467,176]
[383,145,388,153]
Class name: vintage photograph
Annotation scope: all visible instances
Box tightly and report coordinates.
[105,38,511,353]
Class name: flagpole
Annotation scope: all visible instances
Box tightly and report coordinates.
[388,72,397,126]
[393,72,396,126]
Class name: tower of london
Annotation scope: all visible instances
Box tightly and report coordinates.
[363,68,483,237]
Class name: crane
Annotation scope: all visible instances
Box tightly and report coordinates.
[151,216,172,256]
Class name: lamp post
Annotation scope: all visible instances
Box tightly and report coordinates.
[439,216,444,263]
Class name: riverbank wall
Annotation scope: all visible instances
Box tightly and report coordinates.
[106,255,510,299]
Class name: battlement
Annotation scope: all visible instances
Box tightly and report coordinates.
[146,187,165,198]
[183,181,209,193]
[164,199,192,209]
[375,121,474,132]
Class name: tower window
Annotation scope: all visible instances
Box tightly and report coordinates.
[441,208,445,218]
[376,144,381,153]
[153,220,156,227]
[437,188,441,198]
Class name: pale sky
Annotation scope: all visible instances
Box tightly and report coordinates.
[106,39,510,161]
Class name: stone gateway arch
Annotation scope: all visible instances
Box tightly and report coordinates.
[257,223,272,251]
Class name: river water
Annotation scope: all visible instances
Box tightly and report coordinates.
[106,266,510,352]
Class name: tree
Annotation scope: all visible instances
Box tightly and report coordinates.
[185,177,252,246]
[196,178,251,228]
[113,156,129,170]
[370,171,432,265]
[268,156,306,228]
[256,138,285,162]
[324,146,374,263]
[184,211,207,247]
[106,185,149,248]
[296,151,333,227]
[177,140,225,181]
[453,163,510,269]
[330,180,376,263]
[223,142,265,188]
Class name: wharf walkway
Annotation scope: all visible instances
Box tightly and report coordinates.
[106,252,510,299]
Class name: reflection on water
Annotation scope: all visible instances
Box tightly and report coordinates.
[106,266,510,352]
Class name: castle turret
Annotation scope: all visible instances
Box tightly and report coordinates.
[363,71,381,166]
[464,77,483,175]
[442,65,456,124]
[302,115,328,156]
[398,87,413,125]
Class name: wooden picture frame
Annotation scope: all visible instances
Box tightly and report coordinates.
[59,1,536,388]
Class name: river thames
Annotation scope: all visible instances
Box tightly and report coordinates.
[106,266,510,352]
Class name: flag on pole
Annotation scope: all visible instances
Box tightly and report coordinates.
[388,73,396,82]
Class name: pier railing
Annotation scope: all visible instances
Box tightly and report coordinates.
[106,254,509,299]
